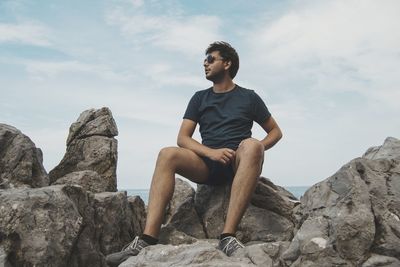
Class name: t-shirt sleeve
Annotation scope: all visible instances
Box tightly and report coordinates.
[252,91,271,125]
[183,92,200,122]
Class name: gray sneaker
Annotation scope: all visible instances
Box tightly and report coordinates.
[105,236,149,266]
[218,236,245,256]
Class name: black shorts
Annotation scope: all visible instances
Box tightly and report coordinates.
[199,156,235,186]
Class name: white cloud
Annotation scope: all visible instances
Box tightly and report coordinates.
[106,3,223,56]
[0,22,51,46]
[247,0,400,109]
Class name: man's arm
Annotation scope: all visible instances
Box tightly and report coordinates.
[258,116,283,150]
[177,119,235,165]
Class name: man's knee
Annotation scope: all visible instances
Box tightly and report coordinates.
[157,146,181,164]
[238,138,264,160]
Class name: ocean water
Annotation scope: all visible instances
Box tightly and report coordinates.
[123,186,309,205]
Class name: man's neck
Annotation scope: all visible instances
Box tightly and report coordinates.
[212,80,236,93]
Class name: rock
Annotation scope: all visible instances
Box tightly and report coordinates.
[158,225,198,245]
[128,195,146,236]
[49,107,118,192]
[363,137,400,160]
[120,240,257,267]
[120,239,291,267]
[66,107,118,145]
[235,241,290,267]
[194,179,295,243]
[251,177,299,219]
[164,178,195,224]
[0,185,146,267]
[161,178,206,240]
[52,170,108,193]
[0,123,48,189]
[92,192,145,256]
[0,185,92,266]
[283,137,400,266]
[362,254,400,267]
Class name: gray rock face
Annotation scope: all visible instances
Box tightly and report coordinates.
[0,111,147,267]
[52,170,107,193]
[49,107,118,192]
[0,124,48,189]
[283,137,400,266]
[120,239,290,267]
[159,176,296,250]
[0,185,90,266]
[363,137,400,160]
[117,239,291,267]
[194,177,296,243]
[0,185,145,267]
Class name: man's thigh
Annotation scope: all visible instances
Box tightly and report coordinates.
[166,147,210,184]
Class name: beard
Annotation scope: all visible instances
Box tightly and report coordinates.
[205,69,225,83]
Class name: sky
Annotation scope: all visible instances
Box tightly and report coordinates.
[1,0,399,189]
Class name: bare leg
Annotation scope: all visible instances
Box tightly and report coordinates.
[222,138,264,234]
[143,147,209,238]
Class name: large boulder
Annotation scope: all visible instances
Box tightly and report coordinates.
[195,177,297,243]
[120,239,290,267]
[282,137,400,266]
[0,185,146,266]
[0,124,48,189]
[52,170,108,193]
[161,178,206,240]
[49,107,118,192]
[162,177,297,244]
[0,185,94,266]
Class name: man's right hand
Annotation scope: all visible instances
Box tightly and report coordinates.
[207,148,236,165]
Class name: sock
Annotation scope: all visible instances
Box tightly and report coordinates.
[220,233,236,240]
[140,234,158,245]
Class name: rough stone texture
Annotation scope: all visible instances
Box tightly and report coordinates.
[164,178,195,224]
[52,170,108,193]
[194,178,295,243]
[362,254,400,267]
[282,137,400,266]
[128,195,147,236]
[0,185,93,266]
[92,192,145,257]
[120,240,255,267]
[0,185,146,267]
[121,240,291,267]
[66,107,118,145]
[49,107,118,192]
[158,225,198,245]
[0,123,48,189]
[363,137,400,160]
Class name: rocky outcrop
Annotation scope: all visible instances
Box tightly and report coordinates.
[157,176,297,252]
[0,108,146,266]
[133,137,399,267]
[282,137,400,266]
[52,170,107,193]
[0,124,48,189]
[120,240,291,267]
[2,107,399,267]
[49,107,118,192]
[0,184,145,267]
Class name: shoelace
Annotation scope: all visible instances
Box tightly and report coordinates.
[221,237,244,254]
[123,236,141,251]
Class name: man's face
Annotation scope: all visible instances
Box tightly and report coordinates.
[203,51,227,82]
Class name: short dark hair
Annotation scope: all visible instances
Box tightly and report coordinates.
[205,41,239,79]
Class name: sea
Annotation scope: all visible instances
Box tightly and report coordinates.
[123,186,309,205]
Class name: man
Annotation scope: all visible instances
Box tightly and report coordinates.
[106,41,282,266]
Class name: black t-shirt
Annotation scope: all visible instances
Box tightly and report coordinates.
[183,85,271,150]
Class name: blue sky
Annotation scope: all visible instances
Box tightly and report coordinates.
[1,0,399,189]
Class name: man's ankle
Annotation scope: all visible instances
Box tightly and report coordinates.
[140,234,158,245]
[220,233,236,240]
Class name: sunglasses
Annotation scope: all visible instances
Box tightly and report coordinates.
[204,54,224,64]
